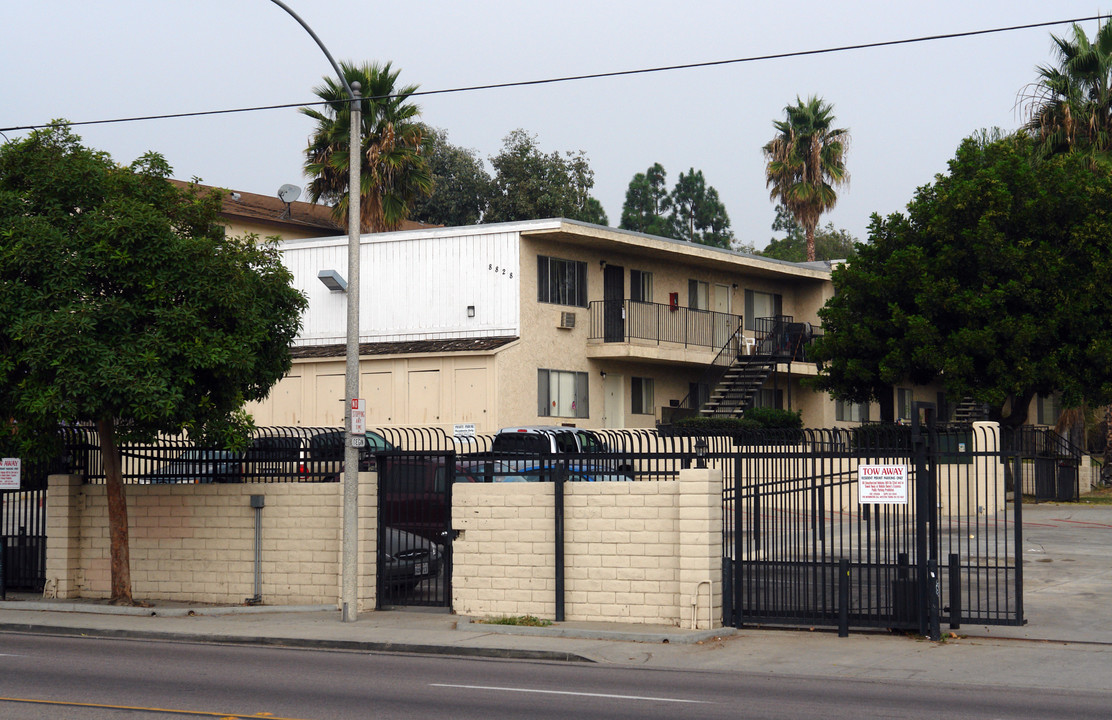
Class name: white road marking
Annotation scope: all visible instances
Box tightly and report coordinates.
[430,683,713,704]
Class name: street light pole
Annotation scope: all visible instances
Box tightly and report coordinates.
[267,0,361,623]
[341,85,361,623]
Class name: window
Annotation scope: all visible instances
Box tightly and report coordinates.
[752,389,783,410]
[745,289,783,330]
[897,388,913,421]
[631,270,653,303]
[537,256,587,307]
[632,377,655,415]
[1036,393,1060,425]
[688,381,710,410]
[538,369,589,418]
[836,399,870,422]
[688,279,709,310]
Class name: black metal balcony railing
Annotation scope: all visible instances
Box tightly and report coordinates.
[588,300,742,350]
[753,315,824,363]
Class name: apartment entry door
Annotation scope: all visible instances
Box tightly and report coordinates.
[713,284,733,348]
[603,372,624,428]
[603,264,625,342]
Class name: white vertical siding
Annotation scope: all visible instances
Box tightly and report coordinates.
[281,228,521,345]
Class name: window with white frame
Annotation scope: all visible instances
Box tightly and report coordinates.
[632,377,655,415]
[538,369,589,418]
[631,270,653,303]
[836,399,870,422]
[537,256,587,307]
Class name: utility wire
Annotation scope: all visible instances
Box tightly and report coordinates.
[1,14,1106,134]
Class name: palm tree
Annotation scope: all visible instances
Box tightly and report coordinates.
[300,61,432,232]
[763,96,849,262]
[1022,18,1112,164]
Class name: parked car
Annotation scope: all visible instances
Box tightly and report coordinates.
[381,526,442,589]
[302,429,395,481]
[379,456,481,540]
[491,425,608,455]
[238,430,394,482]
[147,449,242,484]
[488,426,632,478]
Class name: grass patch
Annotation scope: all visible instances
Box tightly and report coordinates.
[478,615,553,627]
[1080,485,1112,505]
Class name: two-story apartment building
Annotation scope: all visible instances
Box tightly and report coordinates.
[247,218,848,431]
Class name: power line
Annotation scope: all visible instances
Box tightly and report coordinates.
[1,14,1107,134]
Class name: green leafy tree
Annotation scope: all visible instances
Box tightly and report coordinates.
[619,162,673,237]
[1022,18,1112,164]
[813,133,1112,427]
[762,206,858,262]
[0,125,307,603]
[300,61,432,232]
[763,96,849,262]
[409,126,491,227]
[668,168,734,248]
[484,129,608,225]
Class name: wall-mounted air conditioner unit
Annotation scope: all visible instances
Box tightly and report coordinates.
[558,311,576,329]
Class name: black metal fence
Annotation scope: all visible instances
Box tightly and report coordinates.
[1008,427,1083,502]
[1,456,54,592]
[59,425,390,484]
[722,419,1024,638]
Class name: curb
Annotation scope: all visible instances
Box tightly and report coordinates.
[0,600,336,618]
[461,617,735,645]
[0,622,595,663]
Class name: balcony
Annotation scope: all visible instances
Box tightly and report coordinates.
[587,300,822,368]
[587,300,742,365]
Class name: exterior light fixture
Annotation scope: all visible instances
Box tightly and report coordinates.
[467,305,475,318]
[318,269,347,292]
[694,438,708,469]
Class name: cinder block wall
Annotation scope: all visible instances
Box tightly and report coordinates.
[452,468,722,628]
[46,475,377,608]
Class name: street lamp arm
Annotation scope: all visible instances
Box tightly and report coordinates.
[267,0,356,100]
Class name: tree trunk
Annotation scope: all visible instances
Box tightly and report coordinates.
[98,418,133,604]
[805,224,816,262]
[1105,406,1112,484]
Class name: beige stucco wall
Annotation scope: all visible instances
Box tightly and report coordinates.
[451,469,723,628]
[45,474,377,608]
[247,352,501,432]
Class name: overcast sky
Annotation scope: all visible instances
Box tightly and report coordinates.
[1,1,1104,249]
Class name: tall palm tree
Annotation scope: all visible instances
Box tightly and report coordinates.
[300,61,432,232]
[763,96,849,262]
[1022,18,1112,164]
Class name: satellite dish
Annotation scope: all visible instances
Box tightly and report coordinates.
[277,184,301,204]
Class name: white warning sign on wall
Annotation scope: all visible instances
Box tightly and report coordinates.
[0,458,20,490]
[858,464,908,504]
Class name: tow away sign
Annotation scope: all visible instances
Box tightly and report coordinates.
[858,464,908,504]
[0,458,20,490]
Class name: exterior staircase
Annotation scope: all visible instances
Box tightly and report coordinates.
[698,356,777,418]
[953,397,990,424]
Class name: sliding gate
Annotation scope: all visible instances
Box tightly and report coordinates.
[724,411,1023,638]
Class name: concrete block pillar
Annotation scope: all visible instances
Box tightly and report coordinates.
[358,469,377,611]
[678,467,723,629]
[44,474,83,599]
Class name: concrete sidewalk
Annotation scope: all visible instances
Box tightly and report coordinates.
[1,503,1110,691]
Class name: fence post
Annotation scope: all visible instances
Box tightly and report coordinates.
[948,552,961,629]
[554,465,565,623]
[838,557,849,637]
